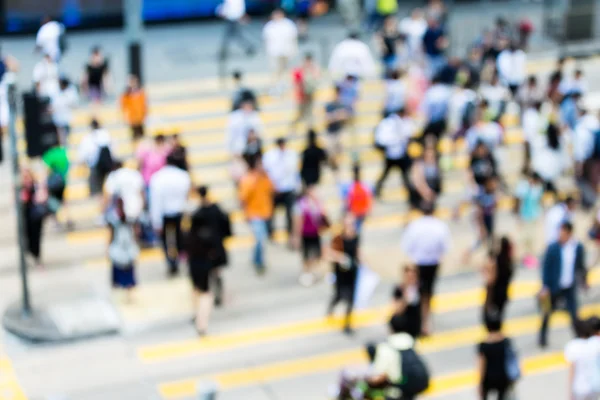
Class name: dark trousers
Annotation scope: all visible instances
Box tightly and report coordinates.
[267,191,295,237]
[25,213,43,260]
[539,286,579,346]
[482,385,509,400]
[131,124,144,140]
[219,20,254,60]
[328,283,355,329]
[161,214,183,274]
[375,156,411,197]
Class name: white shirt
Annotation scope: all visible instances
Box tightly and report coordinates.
[78,128,112,167]
[559,77,588,96]
[105,167,145,221]
[218,0,245,21]
[480,83,509,118]
[263,18,298,58]
[421,83,452,121]
[466,122,503,154]
[328,39,377,79]
[33,58,59,98]
[262,147,299,193]
[375,114,414,159]
[573,114,599,163]
[399,17,427,54]
[227,109,263,155]
[384,79,405,112]
[565,337,600,397]
[401,215,451,265]
[531,135,568,182]
[496,49,527,86]
[149,165,191,230]
[51,85,78,126]
[545,203,572,245]
[522,107,545,146]
[560,239,578,289]
[36,21,63,61]
[448,88,476,131]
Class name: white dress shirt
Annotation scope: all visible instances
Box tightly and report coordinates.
[51,85,79,127]
[545,203,572,245]
[401,216,451,265]
[36,21,63,61]
[263,147,299,193]
[263,18,298,58]
[384,79,406,112]
[33,58,59,98]
[375,114,415,160]
[560,239,578,289]
[496,49,527,86]
[522,107,544,147]
[149,165,191,230]
[399,17,427,54]
[227,109,263,155]
[78,129,112,167]
[328,38,377,79]
[105,167,145,221]
[218,0,245,21]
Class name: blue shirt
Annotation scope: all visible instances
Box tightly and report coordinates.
[516,180,544,221]
[560,96,578,131]
[338,80,359,112]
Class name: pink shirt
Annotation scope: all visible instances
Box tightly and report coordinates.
[137,145,170,185]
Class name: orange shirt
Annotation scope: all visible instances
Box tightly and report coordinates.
[120,89,147,125]
[239,171,274,220]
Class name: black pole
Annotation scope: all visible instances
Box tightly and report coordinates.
[8,83,31,315]
[129,42,142,84]
[124,0,144,84]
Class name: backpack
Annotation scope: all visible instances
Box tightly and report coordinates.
[397,348,430,395]
[593,130,600,159]
[348,182,372,217]
[504,339,522,383]
[96,146,113,176]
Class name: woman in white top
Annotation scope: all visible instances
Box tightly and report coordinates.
[531,123,568,195]
[565,319,600,400]
[263,8,298,95]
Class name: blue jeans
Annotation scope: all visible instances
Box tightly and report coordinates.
[539,286,578,346]
[249,219,268,268]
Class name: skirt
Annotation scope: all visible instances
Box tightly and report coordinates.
[189,258,213,292]
[112,264,136,288]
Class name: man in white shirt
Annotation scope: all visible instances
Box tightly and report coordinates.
[227,100,263,157]
[104,160,144,223]
[328,32,377,80]
[149,155,192,276]
[374,108,415,198]
[496,42,527,98]
[421,76,452,139]
[217,0,256,61]
[401,203,451,335]
[33,53,59,99]
[399,8,427,58]
[545,197,576,245]
[263,137,299,242]
[263,8,298,94]
[51,77,78,143]
[78,119,113,197]
[521,101,543,172]
[36,17,63,62]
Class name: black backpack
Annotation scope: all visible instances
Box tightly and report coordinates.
[95,146,113,175]
[396,348,430,396]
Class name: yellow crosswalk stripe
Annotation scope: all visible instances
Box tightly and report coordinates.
[0,357,28,400]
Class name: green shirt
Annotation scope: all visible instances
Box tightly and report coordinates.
[42,146,70,180]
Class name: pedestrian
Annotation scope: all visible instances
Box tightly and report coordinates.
[590,210,600,269]
[565,319,600,400]
[539,221,587,348]
[482,237,514,325]
[33,52,59,98]
[465,106,503,158]
[328,32,377,80]
[561,91,581,133]
[337,75,360,141]
[560,69,588,99]
[469,141,498,189]
[231,70,258,111]
[107,197,139,303]
[374,107,415,198]
[531,123,567,196]
[263,137,300,244]
[480,73,510,124]
[149,154,192,276]
[0,51,19,163]
[324,86,350,178]
[239,157,274,273]
[293,184,328,287]
[382,69,405,118]
[263,8,298,96]
[496,41,527,99]
[35,16,64,62]
[375,16,403,76]
[217,0,256,62]
[120,74,147,141]
[545,196,576,246]
[469,176,499,256]
[408,145,442,211]
[21,168,46,268]
[521,100,543,173]
[136,134,170,189]
[448,81,477,140]
[343,163,373,232]
[337,0,361,30]
[421,76,452,141]
[392,265,422,339]
[51,76,78,144]
[242,128,263,169]
[575,109,600,209]
[327,213,361,334]
[81,46,111,104]
[191,186,232,307]
[168,133,189,172]
[78,119,113,203]
[227,100,263,184]
[515,172,544,268]
[291,53,320,134]
[300,129,327,187]
[422,16,448,78]
[103,160,145,224]
[477,317,517,400]
[42,143,72,229]
[399,8,427,58]
[401,202,451,336]
[517,76,544,116]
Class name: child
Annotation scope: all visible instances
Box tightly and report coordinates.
[515,172,544,268]
[108,198,139,302]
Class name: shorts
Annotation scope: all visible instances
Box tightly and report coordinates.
[418,264,439,297]
[112,264,136,288]
[88,85,104,102]
[302,235,322,261]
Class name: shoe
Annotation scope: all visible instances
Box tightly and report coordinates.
[255,265,266,276]
[299,273,315,287]
[343,326,354,336]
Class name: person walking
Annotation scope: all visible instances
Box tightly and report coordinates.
[21,168,46,268]
[408,146,442,210]
[343,163,373,232]
[227,100,263,184]
[515,172,544,268]
[421,76,452,141]
[107,198,139,303]
[35,16,64,62]
[231,70,258,111]
[291,53,320,134]
[239,157,274,273]
[81,46,111,104]
[51,77,78,143]
[300,129,327,187]
[374,108,415,198]
[521,100,543,173]
[327,213,361,334]
[293,184,328,287]
[33,52,59,99]
[422,16,448,78]
[382,69,405,118]
[539,221,588,348]
[477,317,516,400]
[324,86,350,178]
[149,155,192,276]
[120,74,147,141]
[496,42,527,98]
[469,176,499,257]
[217,0,256,62]
[328,32,377,80]
[531,123,567,195]
[78,119,113,203]
[103,160,145,225]
[263,8,298,95]
[392,265,422,339]
[137,134,170,189]
[375,16,403,76]
[263,137,300,244]
[469,141,498,190]
[401,202,451,336]
[482,237,514,325]
[565,319,600,400]
[545,196,576,246]
[42,143,72,229]
[191,186,232,307]
[168,133,189,172]
[242,129,263,168]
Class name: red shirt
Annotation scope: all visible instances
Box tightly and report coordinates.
[292,67,305,103]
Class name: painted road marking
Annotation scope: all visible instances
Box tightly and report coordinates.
[0,357,27,400]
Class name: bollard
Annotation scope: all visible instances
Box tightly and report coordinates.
[197,381,218,400]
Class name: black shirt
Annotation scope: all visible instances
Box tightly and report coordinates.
[188,204,232,267]
[301,144,327,185]
[470,154,497,186]
[87,61,108,88]
[334,235,359,287]
[478,339,510,387]
[381,32,401,58]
